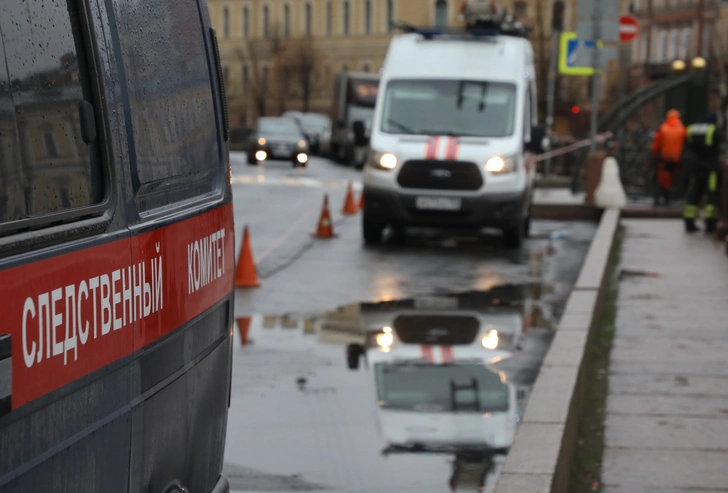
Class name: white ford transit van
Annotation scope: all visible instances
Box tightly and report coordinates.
[356,13,548,249]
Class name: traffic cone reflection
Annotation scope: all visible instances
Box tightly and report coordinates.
[236,317,251,346]
[312,194,337,238]
[235,226,261,288]
[342,181,358,215]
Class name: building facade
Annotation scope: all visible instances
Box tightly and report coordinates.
[207,0,466,125]
[206,0,639,132]
[629,0,722,79]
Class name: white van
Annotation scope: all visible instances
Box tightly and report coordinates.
[356,15,548,248]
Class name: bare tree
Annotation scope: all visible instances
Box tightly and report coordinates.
[286,36,320,112]
[528,0,551,120]
[237,43,267,118]
[709,23,728,125]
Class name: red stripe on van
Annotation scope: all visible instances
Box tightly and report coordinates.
[1,203,235,410]
[426,136,441,160]
[450,138,461,160]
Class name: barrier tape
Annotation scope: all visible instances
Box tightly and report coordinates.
[534,132,614,163]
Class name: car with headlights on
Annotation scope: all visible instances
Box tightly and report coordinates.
[248,117,310,167]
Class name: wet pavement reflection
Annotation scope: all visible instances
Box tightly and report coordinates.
[225,283,560,493]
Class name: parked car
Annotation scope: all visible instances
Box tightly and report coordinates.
[298,113,333,156]
[248,117,310,167]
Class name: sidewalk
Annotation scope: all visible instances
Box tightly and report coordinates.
[602,219,728,492]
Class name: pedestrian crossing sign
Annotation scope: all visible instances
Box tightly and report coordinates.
[559,31,596,76]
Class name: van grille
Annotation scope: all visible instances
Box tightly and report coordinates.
[393,315,480,345]
[397,160,483,191]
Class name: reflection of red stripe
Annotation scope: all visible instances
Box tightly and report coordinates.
[421,345,434,362]
[441,346,454,363]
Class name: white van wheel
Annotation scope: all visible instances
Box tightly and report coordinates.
[503,219,525,249]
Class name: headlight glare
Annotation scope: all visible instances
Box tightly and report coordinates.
[369,151,398,170]
[481,329,499,350]
[485,156,517,174]
[376,332,394,348]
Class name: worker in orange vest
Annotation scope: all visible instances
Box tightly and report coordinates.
[651,109,687,206]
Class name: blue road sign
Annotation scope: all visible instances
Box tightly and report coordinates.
[566,39,596,68]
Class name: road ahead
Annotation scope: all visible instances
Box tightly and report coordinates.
[227,152,596,493]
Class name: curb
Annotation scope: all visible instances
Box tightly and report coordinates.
[532,202,681,220]
[494,209,621,493]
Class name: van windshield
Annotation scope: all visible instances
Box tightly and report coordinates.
[374,363,510,413]
[380,79,517,138]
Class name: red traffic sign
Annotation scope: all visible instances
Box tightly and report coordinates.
[619,15,639,43]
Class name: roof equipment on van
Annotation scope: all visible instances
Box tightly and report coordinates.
[393,2,528,40]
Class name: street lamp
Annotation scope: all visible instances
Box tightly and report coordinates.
[672,59,687,72]
[691,57,707,70]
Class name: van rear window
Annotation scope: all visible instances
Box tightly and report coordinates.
[113,0,222,209]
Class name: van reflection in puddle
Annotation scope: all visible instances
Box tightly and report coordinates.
[340,286,538,491]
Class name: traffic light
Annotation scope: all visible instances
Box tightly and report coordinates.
[571,105,580,115]
[552,1,564,31]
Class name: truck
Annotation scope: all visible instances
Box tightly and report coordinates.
[329,71,381,168]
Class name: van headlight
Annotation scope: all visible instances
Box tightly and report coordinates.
[481,329,499,350]
[485,156,517,175]
[368,151,398,171]
[376,326,394,348]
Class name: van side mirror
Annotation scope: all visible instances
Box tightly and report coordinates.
[346,343,365,370]
[527,125,550,153]
[353,120,369,147]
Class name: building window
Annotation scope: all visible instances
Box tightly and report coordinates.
[306,2,313,35]
[514,1,527,19]
[679,27,691,60]
[284,4,291,37]
[343,1,350,34]
[658,29,668,62]
[667,28,678,60]
[387,0,395,32]
[326,1,333,35]
[365,0,372,34]
[243,6,250,38]
[435,0,448,27]
[223,6,230,39]
[263,5,270,37]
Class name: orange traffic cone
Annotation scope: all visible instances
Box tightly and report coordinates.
[235,226,261,288]
[312,194,337,239]
[236,317,251,346]
[342,181,358,215]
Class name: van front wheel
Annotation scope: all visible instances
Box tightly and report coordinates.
[362,215,384,245]
[502,219,525,249]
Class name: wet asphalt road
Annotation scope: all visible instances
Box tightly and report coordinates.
[227,152,597,493]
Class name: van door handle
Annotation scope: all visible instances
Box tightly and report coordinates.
[79,100,97,143]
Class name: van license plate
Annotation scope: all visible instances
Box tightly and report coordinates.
[415,197,462,211]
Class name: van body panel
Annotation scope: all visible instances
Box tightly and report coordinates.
[0,0,233,491]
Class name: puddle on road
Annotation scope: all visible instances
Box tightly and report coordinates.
[225,283,564,493]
